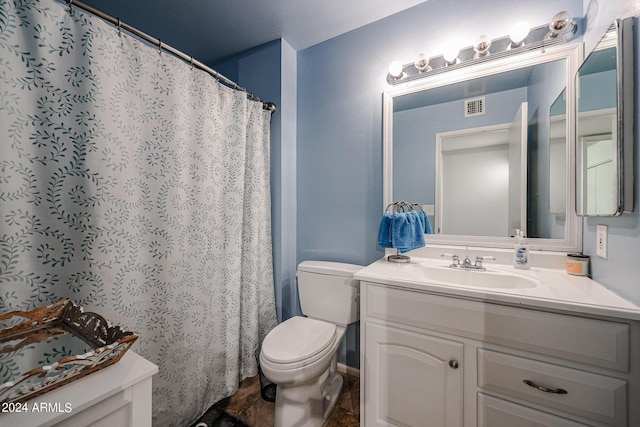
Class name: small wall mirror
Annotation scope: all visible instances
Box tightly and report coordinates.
[576,18,635,216]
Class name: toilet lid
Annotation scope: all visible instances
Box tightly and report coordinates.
[261,317,336,366]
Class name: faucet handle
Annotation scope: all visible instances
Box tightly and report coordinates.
[441,253,460,265]
[475,255,496,267]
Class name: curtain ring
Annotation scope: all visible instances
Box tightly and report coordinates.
[116,18,122,37]
[66,0,74,14]
[158,40,162,55]
[189,57,194,70]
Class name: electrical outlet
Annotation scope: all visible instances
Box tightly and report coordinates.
[597,224,608,259]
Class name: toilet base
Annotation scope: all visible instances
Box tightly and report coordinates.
[273,359,343,427]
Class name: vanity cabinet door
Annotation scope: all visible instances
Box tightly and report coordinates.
[364,322,463,427]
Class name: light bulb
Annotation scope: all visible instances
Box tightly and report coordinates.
[388,61,404,79]
[510,21,530,47]
[548,11,575,38]
[473,35,491,57]
[414,53,431,72]
[442,45,459,65]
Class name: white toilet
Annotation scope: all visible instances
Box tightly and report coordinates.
[259,261,363,427]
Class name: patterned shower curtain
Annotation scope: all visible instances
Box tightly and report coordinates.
[0,0,277,424]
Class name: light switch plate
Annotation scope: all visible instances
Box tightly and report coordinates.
[423,204,435,216]
[597,224,608,259]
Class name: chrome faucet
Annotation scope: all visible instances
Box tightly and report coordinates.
[441,253,495,271]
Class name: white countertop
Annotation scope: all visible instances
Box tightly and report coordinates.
[355,256,640,321]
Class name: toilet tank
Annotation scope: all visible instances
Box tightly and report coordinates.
[297,261,363,326]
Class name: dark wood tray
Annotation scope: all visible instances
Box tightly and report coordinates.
[0,300,138,403]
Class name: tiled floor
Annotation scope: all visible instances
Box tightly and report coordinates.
[191,372,360,427]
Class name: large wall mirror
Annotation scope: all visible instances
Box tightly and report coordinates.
[576,18,635,216]
[383,44,582,251]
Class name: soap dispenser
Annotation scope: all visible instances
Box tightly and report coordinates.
[513,229,530,269]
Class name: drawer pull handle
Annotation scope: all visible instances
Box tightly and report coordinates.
[449,360,459,369]
[523,379,567,394]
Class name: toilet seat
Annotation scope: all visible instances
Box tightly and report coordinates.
[261,316,336,369]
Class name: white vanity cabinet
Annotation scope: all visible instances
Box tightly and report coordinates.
[360,281,639,427]
[1,351,158,427]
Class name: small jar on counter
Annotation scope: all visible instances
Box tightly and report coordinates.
[566,253,590,276]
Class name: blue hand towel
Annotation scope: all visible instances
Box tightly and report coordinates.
[378,210,427,252]
[377,212,393,248]
[418,210,433,234]
[391,211,425,253]
[409,210,426,250]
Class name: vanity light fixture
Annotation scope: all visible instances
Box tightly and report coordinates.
[509,22,530,48]
[473,35,491,58]
[386,11,578,86]
[547,10,576,39]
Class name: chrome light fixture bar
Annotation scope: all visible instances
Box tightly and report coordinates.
[387,12,578,85]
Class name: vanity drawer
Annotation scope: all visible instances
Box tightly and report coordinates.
[478,393,589,427]
[364,283,629,371]
[477,349,627,426]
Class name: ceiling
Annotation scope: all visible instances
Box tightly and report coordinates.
[77,0,430,66]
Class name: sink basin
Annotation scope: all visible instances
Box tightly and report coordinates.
[407,265,538,289]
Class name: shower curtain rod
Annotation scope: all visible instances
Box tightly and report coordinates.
[64,0,276,113]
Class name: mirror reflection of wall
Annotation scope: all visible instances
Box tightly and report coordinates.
[583,135,616,214]
[576,26,619,216]
[435,104,527,238]
[549,90,567,219]
[437,127,511,237]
